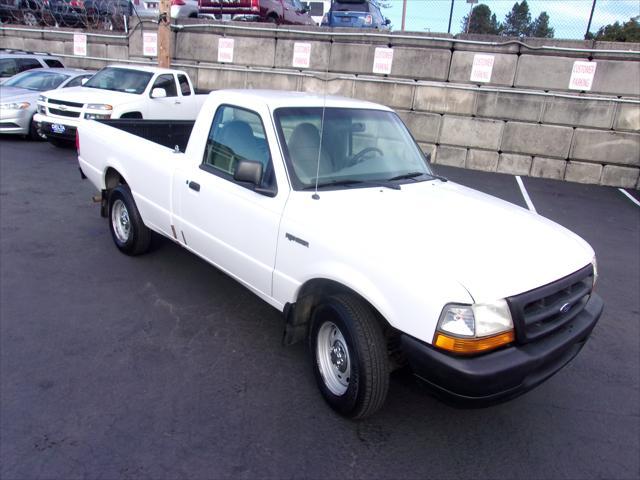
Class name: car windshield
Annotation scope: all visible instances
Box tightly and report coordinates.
[83,67,153,94]
[274,107,433,190]
[3,71,70,91]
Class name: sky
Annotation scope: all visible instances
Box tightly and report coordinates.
[380,0,640,39]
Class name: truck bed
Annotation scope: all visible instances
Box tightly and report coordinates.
[99,119,195,153]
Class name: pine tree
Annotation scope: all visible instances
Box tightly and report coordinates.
[462,4,501,35]
[531,11,554,38]
[502,0,532,37]
[591,18,640,42]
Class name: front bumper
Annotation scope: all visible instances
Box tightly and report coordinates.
[402,293,603,407]
[35,117,78,142]
[0,108,31,135]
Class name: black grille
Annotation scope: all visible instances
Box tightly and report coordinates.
[49,99,84,108]
[49,108,81,118]
[507,264,594,344]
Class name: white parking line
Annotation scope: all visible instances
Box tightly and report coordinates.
[618,188,640,208]
[516,176,537,213]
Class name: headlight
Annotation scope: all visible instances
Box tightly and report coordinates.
[0,102,30,111]
[84,113,112,120]
[37,95,47,103]
[591,256,598,291]
[86,104,112,111]
[434,299,514,355]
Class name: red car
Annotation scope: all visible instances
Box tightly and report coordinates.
[199,0,315,25]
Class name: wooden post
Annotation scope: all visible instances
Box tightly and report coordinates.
[158,0,171,68]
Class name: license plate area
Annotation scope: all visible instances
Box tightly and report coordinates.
[51,123,66,134]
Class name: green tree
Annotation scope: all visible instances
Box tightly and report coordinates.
[531,11,554,38]
[462,4,501,35]
[502,0,532,37]
[590,18,640,42]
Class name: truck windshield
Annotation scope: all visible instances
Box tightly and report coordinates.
[274,107,433,190]
[83,67,153,94]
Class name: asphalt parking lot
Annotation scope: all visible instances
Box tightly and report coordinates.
[1,137,638,480]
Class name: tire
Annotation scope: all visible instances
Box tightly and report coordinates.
[309,294,389,419]
[266,14,278,24]
[108,185,151,256]
[28,117,44,141]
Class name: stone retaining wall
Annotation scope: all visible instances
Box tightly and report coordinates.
[2,21,639,187]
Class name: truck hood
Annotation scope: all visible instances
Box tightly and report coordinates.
[43,86,141,105]
[292,180,594,303]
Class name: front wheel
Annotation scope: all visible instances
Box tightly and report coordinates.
[108,185,151,255]
[310,294,389,419]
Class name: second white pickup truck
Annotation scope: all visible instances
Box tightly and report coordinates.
[77,90,603,418]
[34,64,206,147]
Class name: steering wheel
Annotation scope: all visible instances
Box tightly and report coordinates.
[347,147,383,167]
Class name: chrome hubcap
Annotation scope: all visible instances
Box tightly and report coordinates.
[316,321,351,396]
[111,199,130,243]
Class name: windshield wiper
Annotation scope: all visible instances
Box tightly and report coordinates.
[387,171,448,182]
[304,179,401,190]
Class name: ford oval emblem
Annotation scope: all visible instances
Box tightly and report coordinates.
[559,302,571,314]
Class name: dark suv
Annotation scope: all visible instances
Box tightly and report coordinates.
[321,0,389,29]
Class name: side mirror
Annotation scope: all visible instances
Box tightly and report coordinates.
[234,160,277,196]
[234,159,263,185]
[151,87,167,98]
[81,78,88,85]
[384,18,391,26]
[301,5,310,13]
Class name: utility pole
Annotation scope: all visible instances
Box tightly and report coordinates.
[158,0,171,68]
[585,0,597,39]
[447,0,455,34]
[400,0,407,31]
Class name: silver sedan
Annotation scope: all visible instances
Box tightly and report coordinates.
[0,68,94,139]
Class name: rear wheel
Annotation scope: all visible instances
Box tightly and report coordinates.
[310,294,389,419]
[108,185,151,256]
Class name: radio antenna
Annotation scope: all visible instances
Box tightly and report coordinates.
[313,36,332,201]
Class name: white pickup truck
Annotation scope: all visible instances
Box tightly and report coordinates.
[34,64,206,147]
[77,90,603,418]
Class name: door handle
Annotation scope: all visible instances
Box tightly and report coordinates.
[175,100,181,105]
[188,181,200,192]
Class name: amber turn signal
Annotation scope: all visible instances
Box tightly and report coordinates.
[433,330,515,355]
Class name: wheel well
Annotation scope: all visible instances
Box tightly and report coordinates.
[104,167,127,190]
[284,279,394,343]
[119,112,143,119]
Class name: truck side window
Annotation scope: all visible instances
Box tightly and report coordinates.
[202,105,275,189]
[151,74,178,97]
[177,74,191,96]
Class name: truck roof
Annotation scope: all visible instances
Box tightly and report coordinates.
[212,89,393,111]
[107,64,188,75]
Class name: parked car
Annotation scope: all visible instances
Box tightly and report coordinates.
[0,50,65,83]
[321,0,389,29]
[198,0,315,25]
[0,68,93,139]
[47,0,132,29]
[34,65,206,146]
[0,0,47,26]
[76,89,603,419]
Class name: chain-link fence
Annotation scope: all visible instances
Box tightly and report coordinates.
[0,0,147,30]
[392,0,639,40]
[1,0,638,38]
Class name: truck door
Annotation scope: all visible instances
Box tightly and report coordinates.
[173,104,286,298]
[147,74,193,120]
